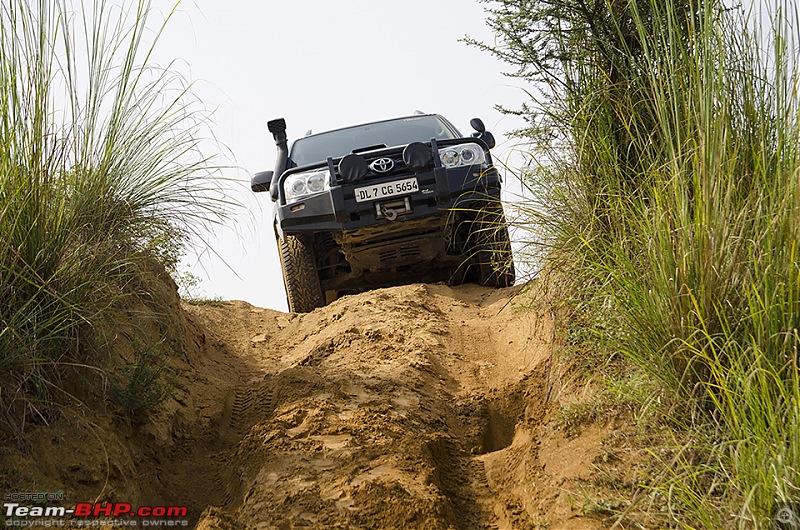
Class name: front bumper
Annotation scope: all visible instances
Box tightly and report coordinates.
[275,164,503,235]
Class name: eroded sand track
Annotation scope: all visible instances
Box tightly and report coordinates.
[2,276,623,529]
[145,283,604,529]
[65,284,603,530]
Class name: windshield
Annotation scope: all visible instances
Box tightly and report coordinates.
[289,115,459,167]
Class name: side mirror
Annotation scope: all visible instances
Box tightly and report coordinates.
[481,131,496,149]
[469,118,495,148]
[470,118,486,133]
[251,170,273,193]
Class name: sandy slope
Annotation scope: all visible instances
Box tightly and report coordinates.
[2,281,612,529]
[170,284,605,529]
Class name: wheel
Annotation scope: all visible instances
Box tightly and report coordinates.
[278,233,325,313]
[473,204,515,288]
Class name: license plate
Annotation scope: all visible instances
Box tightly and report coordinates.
[354,177,419,203]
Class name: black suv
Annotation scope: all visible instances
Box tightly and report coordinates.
[252,113,514,312]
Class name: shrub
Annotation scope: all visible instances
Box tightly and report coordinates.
[0,0,225,432]
[110,342,174,419]
[475,0,800,526]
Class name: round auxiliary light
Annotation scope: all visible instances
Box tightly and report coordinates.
[338,153,368,184]
[402,142,433,172]
[440,149,459,167]
[306,172,326,193]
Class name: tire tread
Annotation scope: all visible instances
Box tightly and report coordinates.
[279,234,325,313]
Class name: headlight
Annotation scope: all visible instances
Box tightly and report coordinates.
[283,168,331,203]
[437,143,486,168]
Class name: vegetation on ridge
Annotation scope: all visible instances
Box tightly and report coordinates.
[0,0,225,433]
[475,0,800,526]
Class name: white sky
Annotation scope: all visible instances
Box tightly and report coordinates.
[151,0,530,311]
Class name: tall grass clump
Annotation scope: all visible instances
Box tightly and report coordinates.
[475,0,800,526]
[0,0,223,432]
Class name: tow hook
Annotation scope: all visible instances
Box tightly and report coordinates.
[379,204,398,221]
[376,197,411,220]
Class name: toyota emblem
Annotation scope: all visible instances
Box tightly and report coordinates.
[370,158,395,173]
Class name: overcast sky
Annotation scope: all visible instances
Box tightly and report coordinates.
[151,0,530,311]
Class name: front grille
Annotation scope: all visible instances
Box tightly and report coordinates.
[332,143,438,185]
[363,153,406,180]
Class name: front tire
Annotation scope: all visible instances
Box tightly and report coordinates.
[278,234,325,313]
[473,204,515,288]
